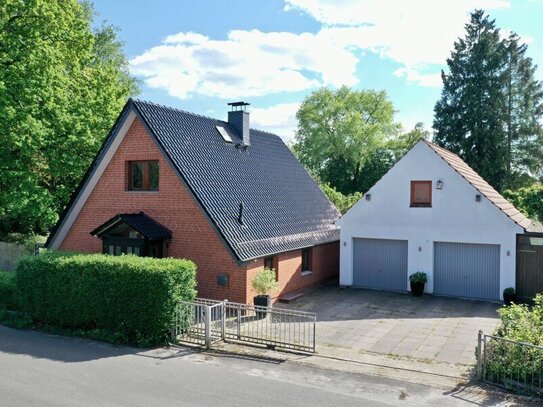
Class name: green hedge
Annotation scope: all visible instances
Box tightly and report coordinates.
[15,252,196,346]
[0,271,16,310]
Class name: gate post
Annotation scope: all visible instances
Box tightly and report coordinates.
[221,300,226,341]
[476,330,483,380]
[237,303,241,339]
[205,305,212,348]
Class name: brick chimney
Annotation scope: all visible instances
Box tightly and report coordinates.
[227,101,250,146]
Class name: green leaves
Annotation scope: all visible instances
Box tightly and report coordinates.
[503,184,543,222]
[293,86,403,196]
[15,252,197,346]
[496,294,543,346]
[251,268,279,296]
[433,10,543,192]
[0,0,139,238]
[318,183,361,214]
[0,271,16,310]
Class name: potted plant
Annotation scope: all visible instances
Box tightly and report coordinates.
[251,268,279,317]
[409,272,427,297]
[503,287,516,305]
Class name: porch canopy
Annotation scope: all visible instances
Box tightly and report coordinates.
[90,212,171,257]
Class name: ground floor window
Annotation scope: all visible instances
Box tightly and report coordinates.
[91,212,171,259]
[264,256,278,281]
[103,237,164,258]
[301,248,312,272]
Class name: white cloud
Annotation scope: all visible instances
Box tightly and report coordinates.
[130,29,358,100]
[250,103,300,142]
[130,0,515,100]
[285,0,511,86]
[394,67,442,87]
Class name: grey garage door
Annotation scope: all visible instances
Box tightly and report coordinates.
[434,242,500,301]
[353,238,408,291]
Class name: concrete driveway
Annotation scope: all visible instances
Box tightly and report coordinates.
[287,286,501,365]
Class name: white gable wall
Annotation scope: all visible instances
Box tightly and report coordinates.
[338,141,523,300]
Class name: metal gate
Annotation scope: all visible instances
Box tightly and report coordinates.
[434,242,500,300]
[477,331,543,397]
[353,238,408,291]
[172,299,224,347]
[172,299,316,353]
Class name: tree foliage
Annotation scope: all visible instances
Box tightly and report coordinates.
[433,10,543,191]
[503,184,543,222]
[0,0,139,238]
[319,183,362,214]
[294,86,410,196]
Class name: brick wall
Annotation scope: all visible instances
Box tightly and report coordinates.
[58,117,339,304]
[246,241,339,303]
[59,118,248,303]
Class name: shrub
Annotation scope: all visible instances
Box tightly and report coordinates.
[485,294,543,391]
[503,287,515,296]
[251,268,279,296]
[0,271,16,310]
[495,294,543,345]
[409,272,427,284]
[15,252,196,346]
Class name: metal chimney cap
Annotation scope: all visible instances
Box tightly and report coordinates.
[228,101,250,111]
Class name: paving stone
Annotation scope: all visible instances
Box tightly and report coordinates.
[289,285,500,365]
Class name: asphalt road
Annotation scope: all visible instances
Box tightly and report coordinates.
[0,325,524,406]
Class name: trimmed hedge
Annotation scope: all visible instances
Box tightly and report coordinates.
[0,271,16,310]
[15,252,196,346]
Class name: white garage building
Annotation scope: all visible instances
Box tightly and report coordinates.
[338,140,534,301]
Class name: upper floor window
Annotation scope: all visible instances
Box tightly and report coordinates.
[410,180,432,207]
[128,161,159,191]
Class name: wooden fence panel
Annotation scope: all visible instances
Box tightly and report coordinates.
[516,234,543,301]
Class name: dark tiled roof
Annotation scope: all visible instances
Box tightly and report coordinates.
[424,140,532,230]
[91,212,172,240]
[130,100,340,260]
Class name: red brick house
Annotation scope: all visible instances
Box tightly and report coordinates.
[45,99,340,304]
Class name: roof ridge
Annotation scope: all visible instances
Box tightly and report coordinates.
[131,98,283,138]
[131,98,225,123]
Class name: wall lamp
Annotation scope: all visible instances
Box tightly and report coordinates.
[436,180,443,190]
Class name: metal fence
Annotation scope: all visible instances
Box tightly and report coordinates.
[477,330,543,397]
[172,299,224,347]
[172,299,316,353]
[222,301,316,353]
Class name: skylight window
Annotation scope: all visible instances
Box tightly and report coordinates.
[216,126,232,143]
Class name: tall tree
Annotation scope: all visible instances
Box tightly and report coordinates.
[293,86,400,195]
[503,33,543,188]
[434,10,507,190]
[434,10,543,191]
[0,0,138,238]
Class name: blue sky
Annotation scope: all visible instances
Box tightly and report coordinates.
[93,0,543,141]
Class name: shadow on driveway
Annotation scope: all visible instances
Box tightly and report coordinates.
[287,285,502,321]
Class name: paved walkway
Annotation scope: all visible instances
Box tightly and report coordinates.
[285,286,501,366]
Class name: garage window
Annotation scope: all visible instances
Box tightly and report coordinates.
[410,181,432,207]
